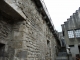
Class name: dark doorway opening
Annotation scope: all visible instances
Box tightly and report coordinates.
[78,45,80,53]
[0,43,5,57]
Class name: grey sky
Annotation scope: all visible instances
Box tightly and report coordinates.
[43,0,80,32]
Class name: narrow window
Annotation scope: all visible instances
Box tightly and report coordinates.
[69,45,74,47]
[63,31,64,36]
[47,40,50,48]
[47,40,50,45]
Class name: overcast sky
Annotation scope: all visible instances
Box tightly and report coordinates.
[43,0,80,32]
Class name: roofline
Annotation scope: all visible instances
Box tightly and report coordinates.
[32,0,54,33]
[32,0,61,45]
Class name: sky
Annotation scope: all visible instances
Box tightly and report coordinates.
[43,0,80,32]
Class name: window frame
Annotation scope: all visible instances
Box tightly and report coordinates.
[68,30,74,38]
[75,29,80,38]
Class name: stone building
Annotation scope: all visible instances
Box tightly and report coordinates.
[61,7,80,59]
[0,0,60,60]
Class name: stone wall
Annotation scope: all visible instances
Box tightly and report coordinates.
[0,0,58,60]
[12,12,56,60]
[0,15,14,60]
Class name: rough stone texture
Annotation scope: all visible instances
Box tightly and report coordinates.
[0,16,14,60]
[0,0,58,60]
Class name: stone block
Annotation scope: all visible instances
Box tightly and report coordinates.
[9,41,23,48]
[13,31,27,40]
[16,50,27,58]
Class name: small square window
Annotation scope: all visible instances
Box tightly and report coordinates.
[68,30,74,38]
[75,29,80,38]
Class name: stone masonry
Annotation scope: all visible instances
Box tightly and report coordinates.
[0,0,60,60]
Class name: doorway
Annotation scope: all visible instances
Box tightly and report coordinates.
[78,45,80,53]
[0,43,5,59]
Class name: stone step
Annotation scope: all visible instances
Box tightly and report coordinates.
[58,52,67,56]
[56,56,68,60]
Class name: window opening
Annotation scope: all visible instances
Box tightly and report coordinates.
[68,30,74,38]
[69,45,74,47]
[75,29,80,38]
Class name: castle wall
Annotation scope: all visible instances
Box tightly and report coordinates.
[0,0,58,60]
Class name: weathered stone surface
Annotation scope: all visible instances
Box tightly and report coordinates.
[16,50,27,58]
[0,0,59,60]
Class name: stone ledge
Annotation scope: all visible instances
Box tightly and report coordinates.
[0,0,26,21]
